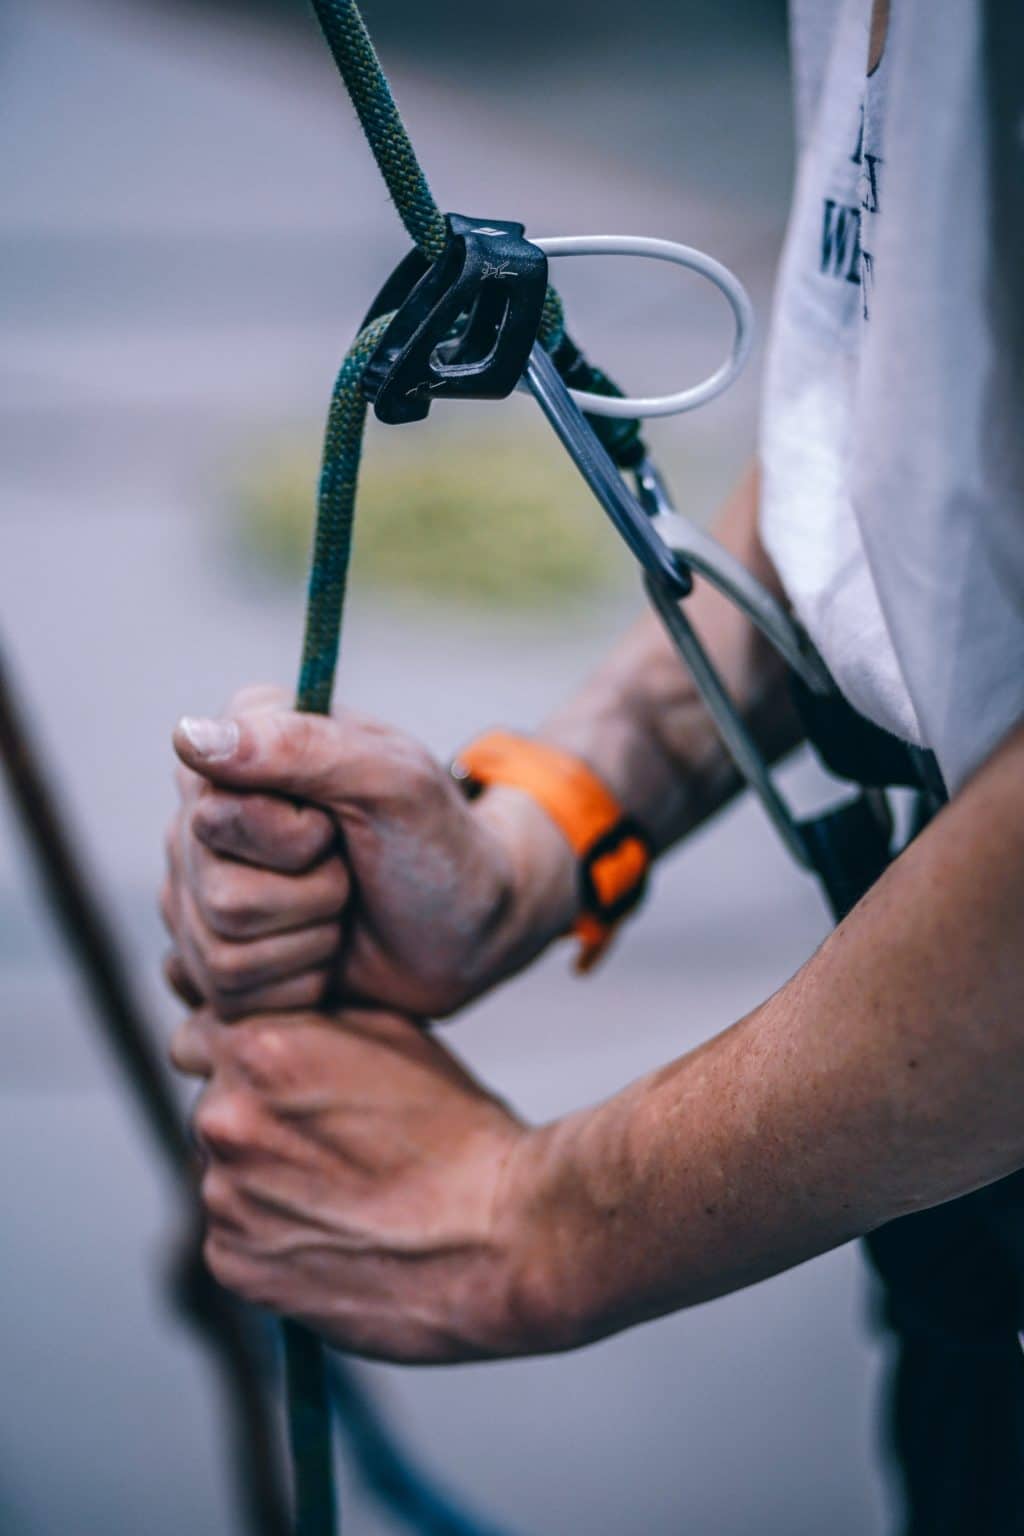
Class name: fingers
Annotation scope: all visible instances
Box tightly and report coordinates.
[172,705,441,817]
[164,950,203,1007]
[191,789,335,875]
[211,970,330,1019]
[172,1008,313,1087]
[173,884,341,1016]
[161,779,347,1014]
[187,836,349,941]
[167,1005,526,1359]
[169,1007,216,1078]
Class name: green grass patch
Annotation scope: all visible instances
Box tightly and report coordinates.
[230,417,629,609]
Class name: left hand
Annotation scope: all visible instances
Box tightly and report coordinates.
[171,1005,560,1362]
[162,686,575,1020]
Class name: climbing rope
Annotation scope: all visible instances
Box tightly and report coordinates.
[284,0,656,1494]
[296,2,651,712]
[286,12,664,1515]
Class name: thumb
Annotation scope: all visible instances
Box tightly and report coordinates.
[172,707,385,807]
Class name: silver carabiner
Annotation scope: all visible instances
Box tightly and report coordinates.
[523,340,823,871]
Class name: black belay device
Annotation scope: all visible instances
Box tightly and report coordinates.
[362,214,549,423]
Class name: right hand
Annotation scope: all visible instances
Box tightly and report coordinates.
[162,687,576,1019]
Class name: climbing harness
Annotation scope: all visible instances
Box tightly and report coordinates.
[278,2,936,1530]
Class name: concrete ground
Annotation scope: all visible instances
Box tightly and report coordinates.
[1,3,891,1531]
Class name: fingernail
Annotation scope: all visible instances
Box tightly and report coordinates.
[178,716,240,761]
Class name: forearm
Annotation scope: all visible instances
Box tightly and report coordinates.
[470,463,803,973]
[509,722,1024,1347]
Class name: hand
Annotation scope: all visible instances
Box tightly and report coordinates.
[171,1004,567,1361]
[162,686,575,1018]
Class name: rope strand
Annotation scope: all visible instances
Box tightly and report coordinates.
[285,3,649,1527]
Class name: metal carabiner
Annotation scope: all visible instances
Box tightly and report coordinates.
[523,341,822,871]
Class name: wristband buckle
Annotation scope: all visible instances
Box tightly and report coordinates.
[579,817,651,924]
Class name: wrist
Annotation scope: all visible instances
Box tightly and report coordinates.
[537,698,682,850]
[459,729,652,974]
[470,784,580,975]
[494,1100,643,1354]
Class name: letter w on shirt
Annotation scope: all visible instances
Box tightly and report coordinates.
[820,198,861,284]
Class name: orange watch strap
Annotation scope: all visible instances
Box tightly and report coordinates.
[452,730,650,971]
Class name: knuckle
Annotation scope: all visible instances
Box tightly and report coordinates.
[169,1008,215,1073]
[288,971,331,1011]
[204,1238,280,1311]
[159,880,177,935]
[194,791,268,862]
[310,921,343,968]
[211,795,281,862]
[163,820,180,868]
[288,804,336,867]
[210,993,247,1023]
[199,865,256,935]
[271,714,323,782]
[191,790,234,846]
[168,1019,193,1074]
[193,1088,260,1155]
[248,711,301,770]
[202,1235,249,1295]
[321,857,351,908]
[390,738,443,809]
[200,1168,240,1225]
[230,1025,290,1090]
[350,731,437,816]
[202,935,253,989]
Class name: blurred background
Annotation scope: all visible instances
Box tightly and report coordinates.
[1,1,892,1531]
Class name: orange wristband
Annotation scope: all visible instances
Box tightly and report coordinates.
[451,730,650,972]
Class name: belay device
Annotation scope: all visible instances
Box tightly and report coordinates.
[361,214,549,422]
[270,2,945,1532]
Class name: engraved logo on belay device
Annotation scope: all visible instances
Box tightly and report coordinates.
[362,212,548,423]
[404,379,447,399]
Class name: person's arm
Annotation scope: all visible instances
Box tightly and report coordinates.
[170,719,1024,1361]
[513,718,1024,1343]
[163,464,802,1017]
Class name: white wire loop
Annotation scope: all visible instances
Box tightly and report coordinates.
[533,234,754,419]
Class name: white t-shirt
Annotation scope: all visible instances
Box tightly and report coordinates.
[760,0,1024,793]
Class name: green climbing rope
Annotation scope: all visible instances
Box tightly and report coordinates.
[296,312,390,715]
[297,0,644,717]
[286,3,647,1530]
